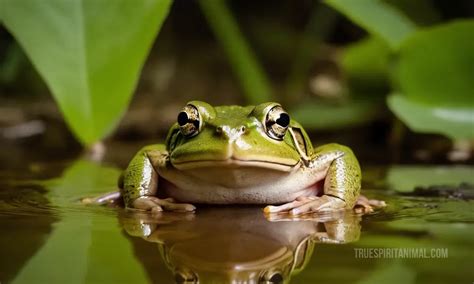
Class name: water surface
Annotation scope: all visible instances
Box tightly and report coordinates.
[0,160,472,283]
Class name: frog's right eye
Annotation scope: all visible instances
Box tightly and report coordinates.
[177,104,201,137]
[264,105,290,140]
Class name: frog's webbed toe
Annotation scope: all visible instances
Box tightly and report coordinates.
[81,191,122,205]
[354,195,386,213]
[132,196,196,213]
[264,195,346,215]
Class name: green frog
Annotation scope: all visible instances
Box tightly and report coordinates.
[111,101,383,215]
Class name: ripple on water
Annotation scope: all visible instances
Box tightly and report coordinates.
[360,193,474,223]
[0,181,120,219]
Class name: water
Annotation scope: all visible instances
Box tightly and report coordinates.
[0,160,473,284]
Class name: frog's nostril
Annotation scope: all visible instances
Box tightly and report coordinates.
[240,126,246,133]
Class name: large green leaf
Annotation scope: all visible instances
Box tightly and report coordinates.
[395,20,474,107]
[2,0,172,145]
[341,36,391,95]
[389,20,474,139]
[325,0,416,50]
[385,0,440,26]
[388,94,474,139]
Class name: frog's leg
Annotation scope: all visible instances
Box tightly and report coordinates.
[266,144,372,215]
[122,144,195,213]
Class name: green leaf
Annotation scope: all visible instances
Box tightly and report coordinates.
[341,37,391,94]
[385,0,440,26]
[386,165,474,193]
[198,0,272,104]
[389,21,474,139]
[290,100,380,130]
[2,0,172,145]
[325,0,416,50]
[13,160,150,283]
[388,94,474,139]
[396,20,474,107]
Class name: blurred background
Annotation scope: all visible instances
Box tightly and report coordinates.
[1,0,473,169]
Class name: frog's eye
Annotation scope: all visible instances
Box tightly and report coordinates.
[174,269,198,283]
[264,105,290,140]
[259,271,284,283]
[177,104,201,137]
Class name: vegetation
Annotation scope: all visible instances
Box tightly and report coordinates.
[1,0,472,146]
[1,0,173,145]
[327,0,473,140]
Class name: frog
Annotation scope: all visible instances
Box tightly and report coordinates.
[99,101,384,215]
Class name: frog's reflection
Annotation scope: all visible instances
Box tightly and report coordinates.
[120,208,361,283]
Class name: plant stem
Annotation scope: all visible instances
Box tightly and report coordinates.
[199,0,272,104]
[284,3,337,105]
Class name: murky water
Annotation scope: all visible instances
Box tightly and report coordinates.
[0,160,473,284]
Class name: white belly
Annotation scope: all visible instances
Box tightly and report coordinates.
[157,163,328,204]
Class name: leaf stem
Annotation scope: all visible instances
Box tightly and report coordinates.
[199,0,272,104]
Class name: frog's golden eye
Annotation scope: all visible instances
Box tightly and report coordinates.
[177,104,201,137]
[265,105,290,140]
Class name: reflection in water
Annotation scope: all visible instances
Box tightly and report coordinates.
[1,159,472,283]
[0,183,58,283]
[120,207,362,283]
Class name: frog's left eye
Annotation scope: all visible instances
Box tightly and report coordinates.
[177,104,201,137]
[265,105,290,140]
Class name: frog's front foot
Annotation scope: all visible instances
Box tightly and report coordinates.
[132,196,196,213]
[354,195,386,213]
[264,195,346,215]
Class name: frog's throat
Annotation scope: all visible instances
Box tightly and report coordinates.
[171,158,301,172]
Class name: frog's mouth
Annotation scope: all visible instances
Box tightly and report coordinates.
[171,158,300,172]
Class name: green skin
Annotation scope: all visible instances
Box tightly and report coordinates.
[118,101,372,215]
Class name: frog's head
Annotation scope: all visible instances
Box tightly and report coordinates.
[165,101,313,172]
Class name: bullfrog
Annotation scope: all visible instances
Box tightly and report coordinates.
[108,101,383,215]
